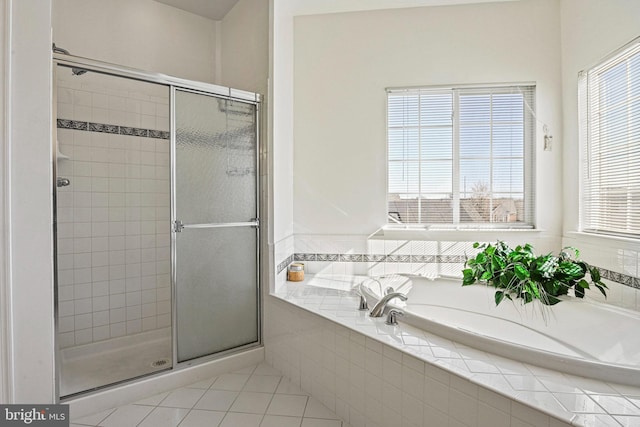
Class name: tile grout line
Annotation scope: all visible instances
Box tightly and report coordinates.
[133,403,155,427]
[216,367,274,427]
[93,408,116,427]
[201,367,252,425]
[175,374,221,427]
[298,391,311,427]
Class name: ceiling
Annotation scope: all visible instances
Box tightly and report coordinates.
[153,0,516,21]
[290,0,518,16]
[154,0,240,20]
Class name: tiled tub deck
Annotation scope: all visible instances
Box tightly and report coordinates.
[265,275,640,427]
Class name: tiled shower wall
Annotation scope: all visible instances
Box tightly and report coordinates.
[55,73,171,348]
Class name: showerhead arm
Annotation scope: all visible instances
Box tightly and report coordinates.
[52,43,70,55]
[52,43,88,76]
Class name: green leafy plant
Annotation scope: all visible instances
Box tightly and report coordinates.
[462,241,608,306]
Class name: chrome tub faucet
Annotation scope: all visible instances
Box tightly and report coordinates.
[369,292,408,317]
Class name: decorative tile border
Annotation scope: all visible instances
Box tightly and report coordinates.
[279,253,640,288]
[293,253,467,264]
[57,119,169,140]
[599,267,640,289]
[57,119,88,131]
[87,122,119,134]
[276,254,295,274]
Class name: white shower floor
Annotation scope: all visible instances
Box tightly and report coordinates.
[60,329,172,397]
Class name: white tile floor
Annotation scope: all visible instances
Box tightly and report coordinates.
[71,363,351,427]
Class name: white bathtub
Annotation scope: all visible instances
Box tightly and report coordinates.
[359,274,640,386]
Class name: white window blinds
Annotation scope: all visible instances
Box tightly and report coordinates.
[579,39,640,238]
[387,85,536,228]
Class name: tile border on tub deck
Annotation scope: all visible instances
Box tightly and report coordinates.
[57,118,170,140]
[293,252,467,264]
[278,252,640,289]
[599,267,640,288]
[276,254,295,274]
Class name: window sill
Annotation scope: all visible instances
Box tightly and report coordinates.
[564,231,640,249]
[374,226,546,240]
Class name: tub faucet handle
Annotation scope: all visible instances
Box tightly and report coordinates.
[386,309,404,326]
[358,294,369,311]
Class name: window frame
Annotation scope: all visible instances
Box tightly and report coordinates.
[385,83,536,230]
[579,37,640,239]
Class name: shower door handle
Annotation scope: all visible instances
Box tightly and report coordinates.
[173,219,259,233]
[57,177,70,187]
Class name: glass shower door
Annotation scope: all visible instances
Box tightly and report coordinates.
[174,89,259,363]
[54,65,173,397]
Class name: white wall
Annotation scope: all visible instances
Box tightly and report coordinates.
[4,0,56,403]
[220,0,269,96]
[0,0,8,404]
[52,0,218,83]
[293,0,563,241]
[561,0,640,238]
[269,0,296,266]
[559,0,640,309]
[560,0,640,258]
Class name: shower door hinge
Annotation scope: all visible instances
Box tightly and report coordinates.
[173,220,184,233]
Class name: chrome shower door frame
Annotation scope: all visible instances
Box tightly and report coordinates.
[52,53,261,400]
[170,86,262,366]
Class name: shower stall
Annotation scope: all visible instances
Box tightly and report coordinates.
[53,52,260,398]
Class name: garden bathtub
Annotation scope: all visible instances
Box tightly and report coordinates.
[359,274,640,386]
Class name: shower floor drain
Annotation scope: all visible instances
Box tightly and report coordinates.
[151,359,170,368]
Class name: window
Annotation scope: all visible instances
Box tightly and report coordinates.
[579,39,640,238]
[387,85,535,228]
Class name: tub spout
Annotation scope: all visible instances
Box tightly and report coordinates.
[369,292,408,317]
